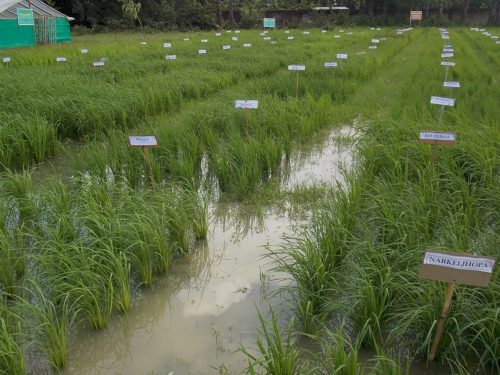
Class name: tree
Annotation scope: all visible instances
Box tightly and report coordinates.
[119,0,145,35]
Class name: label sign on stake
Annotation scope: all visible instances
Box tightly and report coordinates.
[140,41,147,45]
[232,37,238,41]
[215,32,221,36]
[201,39,208,43]
[263,37,271,40]
[199,49,207,54]
[287,36,294,40]
[56,57,66,62]
[371,38,380,43]
[81,49,88,54]
[324,62,338,68]
[163,43,172,48]
[223,45,231,50]
[443,81,460,88]
[441,52,454,58]
[336,53,348,59]
[243,43,251,48]
[419,131,456,144]
[443,48,453,52]
[369,45,377,49]
[235,100,259,109]
[288,65,305,71]
[420,251,496,362]
[441,61,456,67]
[129,136,158,147]
[430,96,455,107]
[165,55,177,60]
[3,57,11,63]
[92,61,105,67]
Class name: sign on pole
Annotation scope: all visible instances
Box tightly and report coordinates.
[410,10,423,21]
[235,100,259,109]
[263,18,276,28]
[129,136,158,148]
[419,131,456,145]
[17,8,34,26]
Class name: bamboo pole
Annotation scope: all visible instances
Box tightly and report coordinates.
[429,282,456,361]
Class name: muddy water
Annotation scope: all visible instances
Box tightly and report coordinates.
[55,127,354,375]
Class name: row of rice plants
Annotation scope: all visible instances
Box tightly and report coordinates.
[246,28,499,374]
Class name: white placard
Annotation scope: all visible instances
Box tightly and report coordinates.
[235,30,240,34]
[356,51,367,55]
[259,32,265,36]
[226,30,232,33]
[284,30,290,34]
[430,96,455,106]
[336,53,348,59]
[380,37,387,41]
[92,61,105,67]
[441,53,454,58]
[243,43,251,48]
[339,29,345,32]
[369,45,377,49]
[222,45,231,50]
[441,61,456,67]
[321,30,327,33]
[491,36,498,39]
[371,27,375,30]
[140,41,147,45]
[2,57,11,63]
[165,55,177,60]
[324,62,337,68]
[376,28,381,30]
[420,131,456,142]
[347,32,353,35]
[443,81,460,88]
[334,35,341,38]
[81,49,88,54]
[201,39,208,43]
[215,33,221,37]
[443,48,453,52]
[163,43,172,48]
[271,41,277,45]
[442,35,450,40]
[129,136,158,147]
[183,38,190,41]
[303,31,310,35]
[397,31,403,35]
[232,37,238,41]
[263,37,271,40]
[198,49,207,54]
[371,38,380,43]
[263,31,269,34]
[287,36,294,40]
[423,252,494,274]
[56,57,66,62]
[497,40,500,44]
[288,65,305,71]
[234,100,259,109]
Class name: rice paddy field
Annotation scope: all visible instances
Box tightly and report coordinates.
[0,26,499,375]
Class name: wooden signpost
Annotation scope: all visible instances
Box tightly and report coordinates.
[419,251,496,361]
[419,130,456,162]
[430,96,455,123]
[288,65,305,97]
[235,100,259,132]
[129,136,158,185]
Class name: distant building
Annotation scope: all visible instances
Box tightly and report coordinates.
[0,0,73,49]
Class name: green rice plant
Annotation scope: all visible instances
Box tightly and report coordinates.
[0,317,24,375]
[240,308,304,375]
[318,329,364,375]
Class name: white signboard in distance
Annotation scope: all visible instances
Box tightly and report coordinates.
[263,37,271,40]
[443,81,460,88]
[443,48,453,52]
[201,39,208,43]
[371,38,380,43]
[56,57,66,62]
[165,55,177,60]
[285,30,290,34]
[92,61,105,67]
[321,30,327,33]
[336,53,348,59]
[234,100,259,109]
[222,45,231,50]
[423,251,494,273]
[215,32,221,36]
[303,31,310,35]
[81,49,88,54]
[441,53,454,58]
[183,38,190,41]
[347,32,353,35]
[288,65,305,71]
[419,131,456,143]
[259,32,265,36]
[3,57,11,63]
[235,30,240,34]
[129,136,158,147]
[163,43,172,48]
[334,35,341,38]
[441,61,456,67]
[199,49,207,54]
[232,37,238,41]
[430,96,455,106]
[369,45,377,49]
[271,41,277,45]
[324,62,338,68]
[287,36,294,40]
[243,43,251,48]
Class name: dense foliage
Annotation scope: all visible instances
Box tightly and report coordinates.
[45,0,500,30]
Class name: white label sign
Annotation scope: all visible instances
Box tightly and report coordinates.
[324,62,338,68]
[165,55,177,60]
[285,30,290,34]
[423,252,495,274]
[183,38,190,41]
[442,35,450,40]
[420,131,456,142]
[235,30,240,34]
[321,30,327,33]
[443,81,460,88]
[430,96,455,106]
[397,31,403,35]
[443,48,453,52]
[56,57,66,62]
[222,45,231,50]
[369,45,377,49]
[336,53,348,59]
[441,61,456,67]
[92,61,105,67]
[441,53,454,58]
[243,43,251,48]
[201,39,208,43]
[2,57,11,63]
[491,36,498,39]
[232,37,238,41]
[334,35,341,38]
[371,38,380,43]
[260,32,265,36]
[215,33,221,37]
[303,31,310,35]
[234,100,259,109]
[496,41,500,44]
[199,49,207,54]
[140,41,147,45]
[288,65,305,71]
[129,136,158,147]
[287,36,294,40]
[263,37,271,40]
[347,32,353,35]
[81,49,88,54]
[271,41,277,45]
[163,43,172,48]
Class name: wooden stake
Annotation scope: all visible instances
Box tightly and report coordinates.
[429,282,456,361]
[244,107,249,133]
[444,65,449,81]
[142,147,155,186]
[296,71,300,97]
[431,144,437,164]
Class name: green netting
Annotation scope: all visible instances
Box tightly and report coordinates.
[55,18,71,43]
[0,19,36,49]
